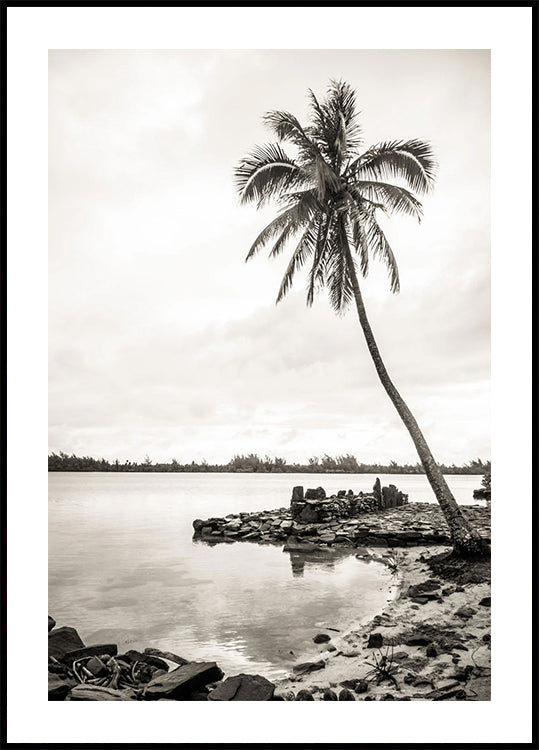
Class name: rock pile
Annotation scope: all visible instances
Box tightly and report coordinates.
[192,483,490,548]
[290,481,408,523]
[48,619,277,701]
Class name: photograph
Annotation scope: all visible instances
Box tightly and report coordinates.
[4,4,535,745]
[47,48,492,703]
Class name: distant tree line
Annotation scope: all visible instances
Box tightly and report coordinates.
[48,452,490,475]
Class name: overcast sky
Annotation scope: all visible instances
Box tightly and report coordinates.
[49,49,490,465]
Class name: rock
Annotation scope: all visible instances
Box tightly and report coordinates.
[48,674,76,700]
[455,606,477,619]
[85,656,108,677]
[143,662,223,700]
[313,633,331,644]
[292,660,326,676]
[48,626,85,659]
[295,689,314,700]
[367,632,384,649]
[62,644,118,664]
[322,689,338,701]
[338,688,356,701]
[48,616,56,632]
[482,633,491,643]
[479,596,491,607]
[426,645,438,658]
[382,693,396,700]
[299,505,319,523]
[70,685,135,701]
[373,478,382,504]
[405,634,432,647]
[453,665,474,682]
[208,673,275,701]
[407,579,440,598]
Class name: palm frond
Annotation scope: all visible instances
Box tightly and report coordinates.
[276,219,318,303]
[306,211,335,306]
[365,215,400,293]
[350,181,423,220]
[263,110,321,162]
[349,139,436,194]
[234,143,302,206]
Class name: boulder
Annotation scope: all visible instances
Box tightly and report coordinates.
[338,688,356,701]
[208,673,275,701]
[299,504,319,524]
[48,674,76,701]
[48,616,56,632]
[62,643,117,664]
[405,634,432,647]
[479,596,491,607]
[143,662,223,700]
[48,627,85,659]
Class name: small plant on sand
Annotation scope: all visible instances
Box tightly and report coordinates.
[365,646,399,689]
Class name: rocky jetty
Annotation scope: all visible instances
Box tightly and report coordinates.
[192,482,490,548]
[48,618,279,701]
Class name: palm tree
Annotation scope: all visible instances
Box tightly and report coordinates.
[234,80,488,558]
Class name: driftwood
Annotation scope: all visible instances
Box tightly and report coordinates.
[143,647,189,666]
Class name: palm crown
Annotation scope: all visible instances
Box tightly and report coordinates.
[234,80,437,313]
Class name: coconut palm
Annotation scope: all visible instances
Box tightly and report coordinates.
[234,80,488,558]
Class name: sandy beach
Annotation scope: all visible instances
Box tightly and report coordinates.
[275,545,491,701]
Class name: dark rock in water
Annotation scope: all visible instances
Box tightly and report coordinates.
[295,689,314,701]
[144,647,189,666]
[48,616,56,632]
[48,674,76,701]
[338,689,355,701]
[479,596,491,607]
[322,689,338,700]
[208,673,275,701]
[482,633,491,643]
[292,660,326,676]
[313,633,331,644]
[337,490,346,498]
[192,519,204,531]
[70,685,135,701]
[367,632,384,649]
[62,644,118,664]
[426,645,438,658]
[143,662,223,700]
[48,626,85,659]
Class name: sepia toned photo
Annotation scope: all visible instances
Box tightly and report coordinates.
[47,48,493,706]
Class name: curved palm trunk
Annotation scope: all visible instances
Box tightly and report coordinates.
[342,234,489,557]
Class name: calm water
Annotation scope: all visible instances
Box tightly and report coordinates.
[48,472,481,678]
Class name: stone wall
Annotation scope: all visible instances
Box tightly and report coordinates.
[290,481,408,524]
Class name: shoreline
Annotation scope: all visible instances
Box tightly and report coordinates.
[274,545,490,700]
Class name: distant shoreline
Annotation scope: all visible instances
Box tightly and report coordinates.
[48,468,487,475]
[48,452,490,476]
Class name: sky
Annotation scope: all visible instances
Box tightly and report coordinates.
[48,49,490,465]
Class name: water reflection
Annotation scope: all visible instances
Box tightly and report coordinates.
[286,547,353,578]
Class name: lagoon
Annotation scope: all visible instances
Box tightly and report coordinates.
[48,472,480,677]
